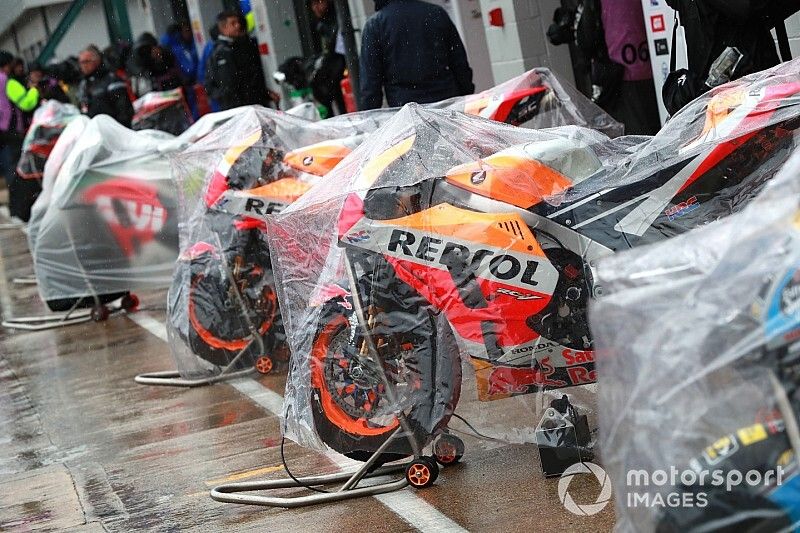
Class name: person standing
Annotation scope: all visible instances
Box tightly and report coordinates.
[662,0,785,115]
[76,46,134,127]
[204,10,279,110]
[358,0,474,110]
[308,0,346,116]
[27,63,69,103]
[128,32,184,98]
[578,0,661,135]
[0,51,41,221]
[161,23,200,118]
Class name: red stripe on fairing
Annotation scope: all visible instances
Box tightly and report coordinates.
[204,169,229,207]
[489,86,547,123]
[678,81,800,194]
[337,193,365,238]
[678,131,758,194]
[234,217,266,231]
[385,256,550,347]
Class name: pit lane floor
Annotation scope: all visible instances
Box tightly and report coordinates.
[0,221,615,532]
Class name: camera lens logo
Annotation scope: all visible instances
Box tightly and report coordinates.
[558,462,612,516]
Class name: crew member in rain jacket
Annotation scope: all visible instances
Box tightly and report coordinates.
[358,0,474,109]
[76,45,134,127]
[205,10,279,110]
[0,50,40,221]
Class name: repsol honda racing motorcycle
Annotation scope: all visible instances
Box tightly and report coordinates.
[307,80,800,464]
[168,131,362,375]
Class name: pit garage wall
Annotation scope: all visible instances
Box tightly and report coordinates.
[250,0,304,93]
[0,0,170,62]
[477,0,575,86]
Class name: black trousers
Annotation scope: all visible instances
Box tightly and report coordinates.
[4,136,41,222]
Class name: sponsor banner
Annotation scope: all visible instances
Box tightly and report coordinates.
[641,0,677,124]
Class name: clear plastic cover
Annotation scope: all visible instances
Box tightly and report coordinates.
[32,115,181,308]
[268,83,800,463]
[30,107,250,309]
[589,150,800,532]
[27,115,90,266]
[267,104,620,455]
[131,88,192,135]
[552,59,800,217]
[166,106,390,378]
[433,67,623,137]
[16,100,81,180]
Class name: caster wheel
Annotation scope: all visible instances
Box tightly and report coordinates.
[255,356,274,375]
[91,305,110,322]
[405,457,439,489]
[121,294,140,311]
[433,434,465,466]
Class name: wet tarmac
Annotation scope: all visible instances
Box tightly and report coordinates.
[0,219,616,532]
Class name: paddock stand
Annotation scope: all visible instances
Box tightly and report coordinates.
[134,335,275,387]
[0,222,24,230]
[210,253,465,507]
[2,293,140,331]
[210,427,465,509]
[2,218,142,331]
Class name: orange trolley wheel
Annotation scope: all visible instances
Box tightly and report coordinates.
[433,434,465,467]
[255,356,274,375]
[405,457,439,489]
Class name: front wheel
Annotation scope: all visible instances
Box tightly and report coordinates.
[309,295,462,462]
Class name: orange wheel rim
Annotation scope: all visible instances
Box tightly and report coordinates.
[256,357,273,374]
[408,465,430,486]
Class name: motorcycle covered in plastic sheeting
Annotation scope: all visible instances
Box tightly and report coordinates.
[27,115,90,264]
[167,106,387,379]
[266,59,800,461]
[589,150,800,532]
[31,109,243,312]
[16,100,81,180]
[433,67,623,137]
[131,88,192,135]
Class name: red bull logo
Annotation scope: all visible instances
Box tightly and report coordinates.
[487,357,567,395]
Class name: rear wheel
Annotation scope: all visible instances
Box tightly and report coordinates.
[309,296,462,462]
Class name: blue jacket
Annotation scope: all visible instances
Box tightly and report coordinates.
[359,0,474,109]
[161,31,199,85]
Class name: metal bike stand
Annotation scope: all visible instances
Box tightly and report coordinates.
[3,221,132,331]
[12,275,37,285]
[211,428,414,508]
[3,297,95,331]
[134,341,259,387]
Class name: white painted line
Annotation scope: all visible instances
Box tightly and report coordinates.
[129,311,467,532]
[228,378,285,418]
[128,313,169,342]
